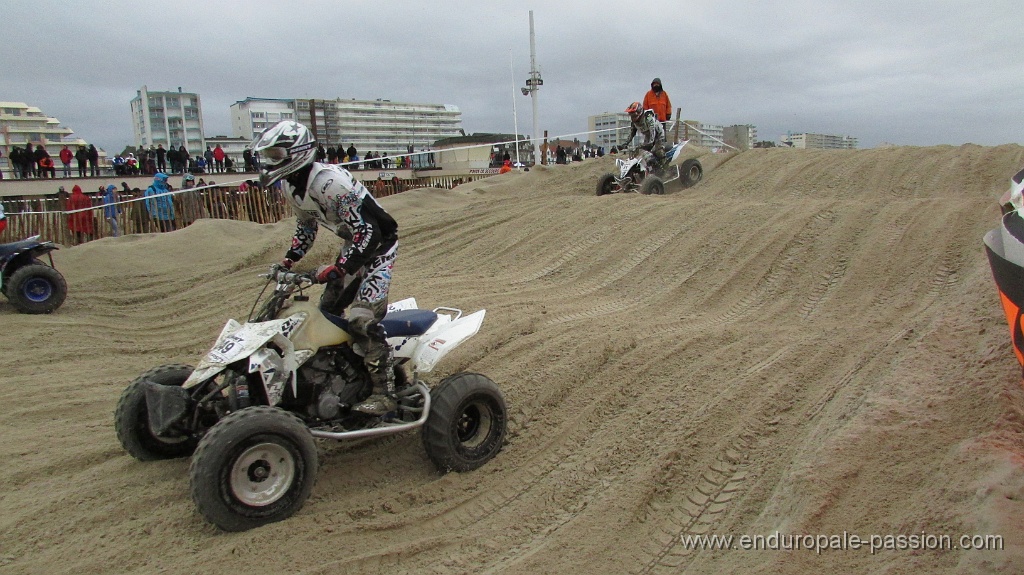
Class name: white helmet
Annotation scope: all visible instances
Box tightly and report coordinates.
[250,120,318,186]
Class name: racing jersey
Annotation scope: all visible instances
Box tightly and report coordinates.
[625,110,665,149]
[284,163,398,274]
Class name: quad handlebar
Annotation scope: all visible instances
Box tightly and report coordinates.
[262,264,316,287]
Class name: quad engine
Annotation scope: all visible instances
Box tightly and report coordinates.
[299,349,368,420]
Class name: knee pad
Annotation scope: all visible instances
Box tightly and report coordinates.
[346,305,376,337]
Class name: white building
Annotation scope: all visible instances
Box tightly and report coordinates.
[723,124,758,150]
[230,98,296,141]
[130,86,205,153]
[0,101,104,177]
[780,132,858,149]
[202,135,256,171]
[682,121,726,149]
[588,112,632,150]
[230,97,463,157]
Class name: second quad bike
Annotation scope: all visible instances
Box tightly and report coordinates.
[115,265,507,531]
[0,235,68,314]
[597,141,703,196]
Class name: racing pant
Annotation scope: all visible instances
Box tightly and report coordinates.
[320,241,397,395]
[640,141,667,172]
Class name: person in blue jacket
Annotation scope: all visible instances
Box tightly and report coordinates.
[103,184,122,237]
[144,173,176,232]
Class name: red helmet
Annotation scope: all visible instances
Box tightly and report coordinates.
[626,101,643,121]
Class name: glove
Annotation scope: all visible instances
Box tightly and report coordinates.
[315,264,344,284]
[280,258,294,270]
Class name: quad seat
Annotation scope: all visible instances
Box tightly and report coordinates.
[319,308,438,337]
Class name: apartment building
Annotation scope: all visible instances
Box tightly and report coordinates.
[588,112,632,150]
[682,120,726,149]
[230,97,463,156]
[780,132,858,149]
[0,101,103,176]
[130,86,205,152]
[723,124,758,150]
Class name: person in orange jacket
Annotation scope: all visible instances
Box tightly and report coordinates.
[38,156,56,179]
[642,77,673,130]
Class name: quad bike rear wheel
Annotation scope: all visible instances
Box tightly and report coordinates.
[115,364,199,461]
[422,372,507,472]
[6,263,67,314]
[680,159,703,188]
[189,406,317,532]
[596,173,618,196]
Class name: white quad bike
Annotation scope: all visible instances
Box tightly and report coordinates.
[114,265,507,532]
[596,141,703,196]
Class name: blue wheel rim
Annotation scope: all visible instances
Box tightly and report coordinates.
[22,277,54,303]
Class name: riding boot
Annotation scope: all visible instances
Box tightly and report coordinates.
[353,319,397,415]
[354,352,396,415]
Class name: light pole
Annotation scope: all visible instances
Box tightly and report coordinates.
[521,10,542,166]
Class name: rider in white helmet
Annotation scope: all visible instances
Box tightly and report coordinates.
[251,120,399,415]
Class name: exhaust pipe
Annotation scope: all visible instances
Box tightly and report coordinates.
[309,382,431,440]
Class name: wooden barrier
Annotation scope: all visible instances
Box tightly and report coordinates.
[0,185,290,245]
[0,172,500,245]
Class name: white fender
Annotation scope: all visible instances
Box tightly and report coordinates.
[183,313,307,389]
[667,140,691,166]
[388,297,418,311]
[411,309,486,373]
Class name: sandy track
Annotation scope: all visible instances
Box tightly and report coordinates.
[3,145,1024,574]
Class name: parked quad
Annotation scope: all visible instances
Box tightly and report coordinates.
[0,235,67,314]
[115,265,507,531]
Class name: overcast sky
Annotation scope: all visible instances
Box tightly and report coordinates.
[2,0,1021,153]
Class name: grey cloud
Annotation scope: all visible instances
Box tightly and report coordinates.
[1,0,1021,152]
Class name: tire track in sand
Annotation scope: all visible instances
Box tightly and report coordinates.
[651,209,839,335]
[636,428,758,574]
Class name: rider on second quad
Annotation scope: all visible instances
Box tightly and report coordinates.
[623,102,668,175]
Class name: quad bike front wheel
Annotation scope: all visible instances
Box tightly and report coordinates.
[189,406,317,532]
[6,263,67,314]
[115,364,198,461]
[596,173,618,196]
[640,175,665,195]
[422,372,507,473]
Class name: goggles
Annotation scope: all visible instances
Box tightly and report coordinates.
[261,146,290,164]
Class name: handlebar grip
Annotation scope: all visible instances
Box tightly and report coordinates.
[264,264,312,285]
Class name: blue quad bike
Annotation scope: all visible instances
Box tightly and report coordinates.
[0,235,67,314]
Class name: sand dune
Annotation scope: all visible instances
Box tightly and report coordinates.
[3,144,1024,574]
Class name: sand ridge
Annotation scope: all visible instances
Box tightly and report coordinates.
[2,144,1024,574]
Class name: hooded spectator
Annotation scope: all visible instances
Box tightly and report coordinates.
[144,172,176,232]
[67,184,94,243]
[103,184,122,237]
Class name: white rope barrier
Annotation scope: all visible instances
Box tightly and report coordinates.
[2,123,733,217]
